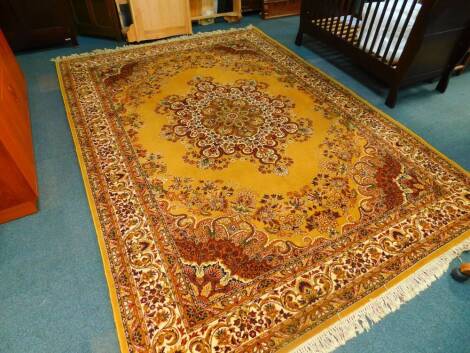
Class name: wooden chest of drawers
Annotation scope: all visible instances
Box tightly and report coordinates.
[0,31,38,224]
[242,0,262,12]
[262,0,300,19]
[0,0,76,51]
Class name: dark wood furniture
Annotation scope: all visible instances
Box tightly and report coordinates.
[68,0,122,40]
[455,48,470,75]
[0,0,76,51]
[296,0,470,107]
[0,30,38,224]
[262,0,300,19]
[242,0,262,12]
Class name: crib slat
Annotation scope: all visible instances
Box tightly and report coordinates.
[382,0,409,65]
[389,0,419,65]
[342,0,355,44]
[367,0,391,55]
[310,0,320,22]
[362,0,382,52]
[357,0,373,48]
[334,0,345,37]
[320,2,328,29]
[327,0,336,34]
[375,0,401,62]
[352,0,366,45]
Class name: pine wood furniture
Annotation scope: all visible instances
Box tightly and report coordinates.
[0,0,76,51]
[69,0,123,40]
[0,31,38,224]
[115,0,242,42]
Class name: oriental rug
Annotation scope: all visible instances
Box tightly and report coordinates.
[55,27,470,353]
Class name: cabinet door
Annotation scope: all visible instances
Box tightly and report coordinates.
[69,0,122,39]
[0,0,76,51]
[129,0,192,41]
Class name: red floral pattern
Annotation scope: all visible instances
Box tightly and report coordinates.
[56,28,469,353]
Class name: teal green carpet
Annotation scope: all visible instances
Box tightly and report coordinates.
[0,15,469,353]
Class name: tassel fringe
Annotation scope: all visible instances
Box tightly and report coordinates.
[53,24,470,353]
[52,25,254,62]
[293,238,470,353]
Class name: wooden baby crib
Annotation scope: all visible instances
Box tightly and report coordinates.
[295,0,470,107]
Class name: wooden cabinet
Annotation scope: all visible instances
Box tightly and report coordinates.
[0,31,38,224]
[69,0,122,39]
[125,0,192,42]
[242,0,262,12]
[262,0,300,19]
[0,0,76,51]
[116,0,241,42]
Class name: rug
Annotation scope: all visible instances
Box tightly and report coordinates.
[55,27,470,353]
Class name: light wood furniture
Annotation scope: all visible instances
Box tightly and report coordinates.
[115,0,242,42]
[190,0,242,22]
[122,0,192,42]
[0,31,38,224]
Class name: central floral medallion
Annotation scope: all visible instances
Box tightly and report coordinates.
[158,76,313,175]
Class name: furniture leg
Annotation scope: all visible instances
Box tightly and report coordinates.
[436,70,451,93]
[385,86,398,108]
[295,30,303,46]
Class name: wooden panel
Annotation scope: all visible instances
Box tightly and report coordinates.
[242,0,262,12]
[190,0,216,18]
[0,31,38,224]
[69,0,122,39]
[0,143,37,224]
[129,0,192,41]
[262,0,300,19]
[0,0,76,51]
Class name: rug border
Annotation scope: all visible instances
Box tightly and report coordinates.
[55,26,469,353]
[250,25,470,353]
[56,62,130,353]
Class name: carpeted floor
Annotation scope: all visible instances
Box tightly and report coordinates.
[0,14,468,353]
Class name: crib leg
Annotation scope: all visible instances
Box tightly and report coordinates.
[436,72,450,93]
[295,30,303,46]
[385,87,398,108]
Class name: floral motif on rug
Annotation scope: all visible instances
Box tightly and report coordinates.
[56,27,469,353]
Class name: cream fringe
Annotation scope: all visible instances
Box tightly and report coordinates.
[52,25,254,62]
[292,237,470,353]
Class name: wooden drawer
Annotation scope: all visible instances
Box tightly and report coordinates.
[0,30,38,224]
[262,0,300,19]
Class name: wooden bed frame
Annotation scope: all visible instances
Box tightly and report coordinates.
[295,0,470,107]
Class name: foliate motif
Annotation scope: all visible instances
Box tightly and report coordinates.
[158,76,313,175]
[57,27,470,353]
